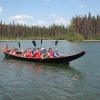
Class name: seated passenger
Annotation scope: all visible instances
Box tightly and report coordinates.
[6,44,11,52]
[19,49,24,57]
[32,48,36,54]
[33,48,41,58]
[1,46,6,52]
[27,48,33,58]
[24,48,29,57]
[40,48,44,55]
[9,49,16,55]
[48,48,54,58]
[15,49,23,56]
[41,49,48,59]
[2,44,11,52]
[15,49,19,56]
[53,48,64,57]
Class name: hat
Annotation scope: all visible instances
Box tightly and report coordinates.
[41,48,44,50]
[55,48,58,51]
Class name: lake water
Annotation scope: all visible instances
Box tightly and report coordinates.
[0,40,100,100]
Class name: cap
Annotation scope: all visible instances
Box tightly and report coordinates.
[55,48,58,51]
[41,48,44,50]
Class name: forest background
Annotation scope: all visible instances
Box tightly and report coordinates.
[0,12,100,41]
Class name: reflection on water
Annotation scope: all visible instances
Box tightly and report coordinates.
[2,58,84,80]
[0,58,86,100]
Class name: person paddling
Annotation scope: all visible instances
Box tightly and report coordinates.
[53,48,64,57]
[48,48,54,58]
[2,44,11,52]
[41,49,48,59]
[33,48,41,58]
[6,44,11,52]
[27,48,33,58]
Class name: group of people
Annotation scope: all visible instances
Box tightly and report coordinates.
[2,44,65,59]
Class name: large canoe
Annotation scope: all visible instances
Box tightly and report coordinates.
[3,50,86,64]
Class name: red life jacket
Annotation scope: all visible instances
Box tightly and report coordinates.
[10,50,15,54]
[49,51,53,57]
[34,51,41,58]
[15,54,19,56]
[27,52,32,58]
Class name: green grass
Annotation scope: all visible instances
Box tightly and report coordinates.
[0,33,85,41]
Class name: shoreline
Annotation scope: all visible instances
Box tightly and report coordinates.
[0,40,67,42]
[0,40,100,42]
[83,40,100,41]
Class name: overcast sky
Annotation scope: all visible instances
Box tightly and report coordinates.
[0,0,100,27]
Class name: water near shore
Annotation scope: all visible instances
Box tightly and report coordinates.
[0,41,100,100]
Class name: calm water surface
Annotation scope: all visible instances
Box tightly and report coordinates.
[0,41,100,100]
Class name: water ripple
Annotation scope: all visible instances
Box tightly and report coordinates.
[0,41,100,100]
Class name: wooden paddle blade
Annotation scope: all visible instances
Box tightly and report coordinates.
[55,40,58,46]
[18,42,20,48]
[41,39,42,45]
[32,40,36,47]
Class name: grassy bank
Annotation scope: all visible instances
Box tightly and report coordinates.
[0,34,84,41]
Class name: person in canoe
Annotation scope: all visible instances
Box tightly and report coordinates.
[41,48,49,59]
[24,48,29,57]
[32,48,36,54]
[9,49,15,55]
[47,48,54,58]
[15,49,19,56]
[2,44,11,52]
[27,48,33,58]
[33,48,41,58]
[53,48,65,57]
[19,49,24,57]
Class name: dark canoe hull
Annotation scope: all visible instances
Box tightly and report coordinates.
[4,50,86,64]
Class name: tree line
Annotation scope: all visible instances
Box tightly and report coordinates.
[73,12,100,40]
[0,12,100,41]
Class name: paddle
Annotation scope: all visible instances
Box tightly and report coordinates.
[18,42,20,48]
[41,39,42,45]
[32,40,36,47]
[40,39,43,49]
[55,40,58,49]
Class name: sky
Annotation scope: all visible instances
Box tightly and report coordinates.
[0,0,100,27]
